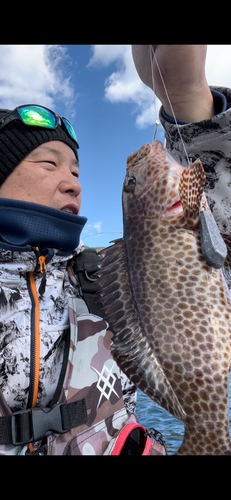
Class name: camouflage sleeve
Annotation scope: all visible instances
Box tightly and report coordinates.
[159,86,231,236]
[120,370,137,414]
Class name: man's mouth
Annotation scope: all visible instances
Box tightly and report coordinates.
[61,203,79,215]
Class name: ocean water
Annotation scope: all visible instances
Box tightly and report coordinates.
[135,374,231,455]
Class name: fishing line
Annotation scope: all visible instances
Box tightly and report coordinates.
[149,45,160,141]
[82,231,122,240]
[149,45,190,165]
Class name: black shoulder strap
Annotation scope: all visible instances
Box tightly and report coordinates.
[72,248,104,317]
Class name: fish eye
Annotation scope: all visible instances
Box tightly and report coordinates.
[124,176,136,193]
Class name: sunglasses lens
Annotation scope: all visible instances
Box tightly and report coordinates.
[62,117,78,145]
[15,105,79,147]
[18,105,56,128]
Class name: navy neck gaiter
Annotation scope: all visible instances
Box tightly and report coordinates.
[0,198,87,251]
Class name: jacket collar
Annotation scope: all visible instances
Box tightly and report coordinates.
[0,198,87,252]
[0,237,85,272]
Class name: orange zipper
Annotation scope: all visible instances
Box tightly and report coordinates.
[38,254,47,274]
[27,250,48,409]
[27,271,40,408]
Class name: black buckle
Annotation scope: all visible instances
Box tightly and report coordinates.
[144,427,166,448]
[11,404,67,446]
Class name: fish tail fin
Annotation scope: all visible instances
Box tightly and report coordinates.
[179,159,205,224]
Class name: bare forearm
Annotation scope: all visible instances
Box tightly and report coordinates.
[163,83,215,122]
[132,45,215,122]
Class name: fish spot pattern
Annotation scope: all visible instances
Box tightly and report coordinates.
[97,141,231,455]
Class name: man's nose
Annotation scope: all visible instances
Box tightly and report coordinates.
[59,171,82,198]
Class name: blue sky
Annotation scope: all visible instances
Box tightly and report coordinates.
[0,44,230,248]
[69,45,164,248]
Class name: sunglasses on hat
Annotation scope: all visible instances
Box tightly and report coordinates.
[0,104,79,149]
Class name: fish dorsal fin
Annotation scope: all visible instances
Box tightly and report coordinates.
[179,159,205,223]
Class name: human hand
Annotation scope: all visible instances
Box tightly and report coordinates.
[131,45,215,122]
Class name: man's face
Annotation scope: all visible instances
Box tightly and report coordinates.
[0,141,82,215]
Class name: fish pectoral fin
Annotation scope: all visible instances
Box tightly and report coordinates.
[179,159,205,221]
[111,336,186,424]
[97,239,186,424]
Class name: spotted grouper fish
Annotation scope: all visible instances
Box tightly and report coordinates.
[97,140,231,455]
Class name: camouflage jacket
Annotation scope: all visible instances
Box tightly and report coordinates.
[47,297,164,455]
[160,86,231,237]
[160,86,231,294]
[45,298,133,455]
[0,241,144,455]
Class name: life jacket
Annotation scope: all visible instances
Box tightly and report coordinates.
[0,248,166,455]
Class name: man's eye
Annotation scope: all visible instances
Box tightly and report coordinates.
[34,160,56,166]
[39,160,56,166]
[72,171,79,178]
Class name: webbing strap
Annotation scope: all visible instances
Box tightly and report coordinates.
[71,248,103,316]
[0,414,14,444]
[0,399,87,446]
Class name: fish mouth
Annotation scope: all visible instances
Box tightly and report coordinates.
[163,199,183,218]
[167,200,182,212]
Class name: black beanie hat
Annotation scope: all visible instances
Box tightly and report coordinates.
[0,108,79,186]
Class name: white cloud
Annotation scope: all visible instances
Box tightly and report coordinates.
[82,221,102,236]
[89,44,231,129]
[93,221,102,232]
[206,45,231,87]
[88,44,159,129]
[0,45,75,112]
[88,45,128,67]
[82,219,122,244]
